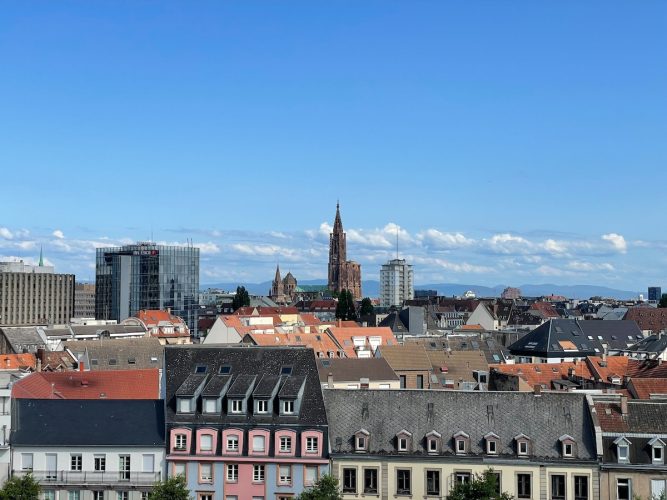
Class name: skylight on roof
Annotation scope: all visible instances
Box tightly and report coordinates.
[321,360,330,367]
[194,365,208,374]
[281,366,293,375]
[219,365,231,374]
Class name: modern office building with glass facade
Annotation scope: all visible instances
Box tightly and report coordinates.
[95,243,199,335]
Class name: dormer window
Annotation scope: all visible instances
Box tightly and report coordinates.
[485,432,500,455]
[280,436,292,453]
[355,429,370,452]
[396,430,412,452]
[230,399,243,414]
[177,398,192,414]
[559,435,576,458]
[515,434,531,457]
[175,434,187,451]
[203,398,218,414]
[454,431,470,455]
[256,400,269,414]
[226,435,239,451]
[649,438,665,465]
[282,400,295,414]
[614,436,631,464]
[426,431,442,454]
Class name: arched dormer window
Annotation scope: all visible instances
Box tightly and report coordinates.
[484,432,500,455]
[453,431,470,455]
[649,438,665,465]
[355,429,370,452]
[426,430,442,454]
[396,430,412,453]
[514,433,532,457]
[559,434,577,458]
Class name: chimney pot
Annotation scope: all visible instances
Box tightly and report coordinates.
[327,372,334,388]
[620,395,628,416]
[534,384,542,396]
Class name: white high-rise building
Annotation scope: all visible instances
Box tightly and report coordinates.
[379,258,414,308]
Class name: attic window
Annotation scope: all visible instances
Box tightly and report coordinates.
[614,437,630,463]
[588,336,594,340]
[281,366,293,375]
[219,365,231,374]
[649,438,664,465]
[194,365,208,374]
[91,359,99,366]
[454,431,470,455]
[127,357,136,365]
[108,358,117,366]
[150,356,158,363]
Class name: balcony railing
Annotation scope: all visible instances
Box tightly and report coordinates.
[12,470,161,486]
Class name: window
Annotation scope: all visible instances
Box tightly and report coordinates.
[398,437,408,451]
[416,374,424,389]
[305,466,318,486]
[517,474,531,499]
[68,492,81,500]
[71,454,82,471]
[654,445,664,464]
[141,493,149,500]
[343,468,357,493]
[44,492,56,500]
[227,435,239,451]
[456,472,471,484]
[226,464,237,482]
[487,439,498,454]
[400,375,406,388]
[426,470,440,496]
[617,442,630,463]
[117,493,128,500]
[203,398,217,414]
[551,474,566,500]
[651,480,666,500]
[252,435,266,453]
[200,434,213,452]
[396,469,411,495]
[177,398,192,413]
[306,436,318,452]
[364,468,378,494]
[21,453,33,470]
[173,462,186,478]
[199,495,213,500]
[253,464,265,482]
[202,462,215,482]
[356,435,366,450]
[564,443,574,457]
[231,399,243,413]
[94,455,106,471]
[282,400,295,414]
[428,438,438,453]
[519,441,529,456]
[92,493,104,500]
[617,479,632,500]
[457,439,466,453]
[119,455,130,481]
[175,433,187,450]
[256,400,268,413]
[280,436,292,452]
[574,476,589,500]
[142,454,154,473]
[490,472,501,495]
[278,465,292,485]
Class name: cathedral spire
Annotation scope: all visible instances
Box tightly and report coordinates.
[274,263,281,282]
[333,200,343,234]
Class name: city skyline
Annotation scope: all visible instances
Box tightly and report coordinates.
[2,2,666,290]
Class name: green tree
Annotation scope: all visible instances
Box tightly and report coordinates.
[659,294,667,308]
[447,470,513,500]
[360,297,374,316]
[335,290,357,321]
[232,286,250,310]
[148,475,191,500]
[297,474,343,500]
[0,473,41,500]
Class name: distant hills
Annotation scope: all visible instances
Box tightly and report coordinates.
[202,279,640,300]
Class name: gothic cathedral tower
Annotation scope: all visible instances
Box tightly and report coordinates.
[327,203,362,299]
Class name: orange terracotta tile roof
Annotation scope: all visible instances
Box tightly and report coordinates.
[12,369,160,399]
[135,309,190,337]
[243,332,345,358]
[326,327,398,357]
[0,353,36,371]
[585,356,631,382]
[490,361,593,389]
[460,324,484,330]
[628,378,667,399]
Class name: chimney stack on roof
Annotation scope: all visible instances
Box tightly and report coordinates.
[533,384,542,396]
[327,372,334,388]
[620,395,628,417]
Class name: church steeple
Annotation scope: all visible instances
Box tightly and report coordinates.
[333,201,343,234]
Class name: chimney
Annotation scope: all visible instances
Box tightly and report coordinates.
[534,384,542,396]
[337,318,342,328]
[602,352,607,361]
[37,357,42,372]
[620,395,628,417]
[327,372,334,388]
[79,361,85,372]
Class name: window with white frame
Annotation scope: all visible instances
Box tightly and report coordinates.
[615,437,631,463]
[227,434,239,451]
[200,463,213,482]
[230,399,243,413]
[256,400,268,413]
[282,400,295,414]
[456,438,466,453]
[177,398,192,413]
[278,465,292,484]
[253,464,265,482]
[71,454,82,471]
[116,493,128,500]
[428,437,438,452]
[94,455,106,471]
[68,492,80,500]
[306,436,318,453]
[43,492,55,500]
[617,478,632,500]
[92,493,104,500]
[252,434,266,453]
[280,436,292,452]
[200,434,213,452]
[649,438,665,465]
[226,464,238,482]
[175,433,187,450]
[203,398,217,414]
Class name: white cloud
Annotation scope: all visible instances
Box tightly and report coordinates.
[485,233,533,254]
[542,239,567,255]
[52,229,65,239]
[418,229,474,249]
[566,261,615,272]
[602,233,627,253]
[0,228,13,239]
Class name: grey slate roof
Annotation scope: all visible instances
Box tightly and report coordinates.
[11,399,164,446]
[164,345,327,426]
[623,333,667,355]
[64,338,163,370]
[317,357,398,383]
[509,320,605,357]
[0,327,47,353]
[324,389,597,461]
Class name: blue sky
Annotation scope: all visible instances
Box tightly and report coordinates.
[1,1,666,291]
